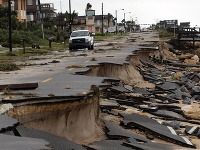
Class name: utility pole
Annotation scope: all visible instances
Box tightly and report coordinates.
[115,9,124,34]
[115,10,117,34]
[8,0,12,52]
[69,0,72,33]
[38,0,44,39]
[101,3,104,36]
[124,13,125,31]
[60,1,62,13]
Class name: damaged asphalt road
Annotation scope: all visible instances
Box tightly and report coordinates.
[0,31,200,149]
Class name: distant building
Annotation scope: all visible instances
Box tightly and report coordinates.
[71,10,96,32]
[95,15,114,33]
[28,1,57,21]
[0,0,26,21]
[71,9,114,33]
[0,0,56,22]
[159,20,178,29]
[26,0,40,21]
[39,3,56,19]
[71,16,87,31]
[180,22,190,28]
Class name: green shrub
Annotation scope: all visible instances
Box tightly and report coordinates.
[0,23,68,47]
[158,29,173,38]
[0,62,19,71]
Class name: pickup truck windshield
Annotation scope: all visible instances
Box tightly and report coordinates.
[71,31,89,37]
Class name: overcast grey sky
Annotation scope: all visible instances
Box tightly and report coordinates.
[41,0,200,27]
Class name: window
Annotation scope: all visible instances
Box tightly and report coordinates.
[71,31,89,37]
[11,1,15,11]
[27,0,33,5]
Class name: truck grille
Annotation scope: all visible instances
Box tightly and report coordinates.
[72,38,85,43]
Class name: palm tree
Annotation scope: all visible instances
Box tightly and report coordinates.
[86,3,92,10]
[107,13,113,28]
[71,10,78,24]
[55,12,65,29]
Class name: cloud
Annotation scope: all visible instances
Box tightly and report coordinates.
[41,0,200,27]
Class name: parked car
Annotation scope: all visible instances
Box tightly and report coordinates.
[108,27,116,33]
[69,30,94,50]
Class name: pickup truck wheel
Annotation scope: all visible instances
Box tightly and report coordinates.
[91,45,94,50]
[88,46,91,50]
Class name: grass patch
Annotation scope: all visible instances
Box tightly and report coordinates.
[0,42,67,62]
[0,62,19,71]
[158,29,174,38]
[0,47,9,51]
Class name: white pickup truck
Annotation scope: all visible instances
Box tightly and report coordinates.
[69,30,94,50]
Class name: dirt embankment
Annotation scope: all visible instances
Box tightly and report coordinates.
[86,49,156,89]
[87,64,143,85]
[6,88,105,145]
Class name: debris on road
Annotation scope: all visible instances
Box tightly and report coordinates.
[1,31,200,149]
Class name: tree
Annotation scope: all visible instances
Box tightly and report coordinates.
[71,10,78,24]
[86,3,92,10]
[54,11,78,30]
[0,6,22,30]
[55,12,66,30]
[106,13,113,28]
[43,16,54,29]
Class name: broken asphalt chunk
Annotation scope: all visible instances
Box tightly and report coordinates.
[104,121,174,150]
[17,126,86,150]
[192,86,200,95]
[105,121,149,142]
[122,141,174,150]
[174,89,192,100]
[133,87,151,95]
[0,134,51,150]
[143,74,162,83]
[115,99,139,106]
[87,140,134,150]
[0,83,38,91]
[119,113,195,148]
[100,100,120,111]
[151,110,186,121]
[197,129,200,138]
[109,86,132,93]
[49,60,60,63]
[190,73,200,82]
[154,93,179,103]
[156,81,180,91]
[124,85,133,92]
[185,126,199,135]
[182,97,192,105]
[0,115,19,133]
[162,121,181,130]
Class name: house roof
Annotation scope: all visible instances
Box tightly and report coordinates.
[74,15,113,20]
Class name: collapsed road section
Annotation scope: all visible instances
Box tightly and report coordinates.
[0,31,200,149]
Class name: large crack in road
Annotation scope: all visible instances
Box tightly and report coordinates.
[0,31,200,149]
